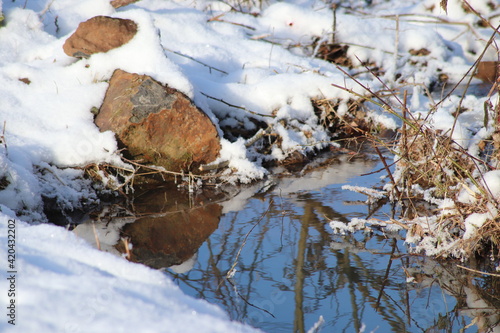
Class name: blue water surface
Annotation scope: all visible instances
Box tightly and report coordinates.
[165,157,484,332]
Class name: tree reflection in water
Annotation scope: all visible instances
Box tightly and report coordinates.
[163,159,500,333]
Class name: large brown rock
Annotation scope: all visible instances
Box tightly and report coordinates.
[63,16,137,58]
[95,69,221,172]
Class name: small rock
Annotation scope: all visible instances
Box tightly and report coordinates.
[18,78,31,85]
[409,48,431,56]
[95,69,221,172]
[63,16,137,58]
[110,0,139,8]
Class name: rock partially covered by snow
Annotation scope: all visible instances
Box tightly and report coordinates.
[95,69,221,172]
[110,0,138,9]
[63,16,138,58]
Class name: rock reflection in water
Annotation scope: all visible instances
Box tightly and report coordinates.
[117,201,222,269]
[74,186,225,270]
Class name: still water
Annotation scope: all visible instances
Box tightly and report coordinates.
[75,153,499,332]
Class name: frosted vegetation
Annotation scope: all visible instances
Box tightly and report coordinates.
[0,0,499,331]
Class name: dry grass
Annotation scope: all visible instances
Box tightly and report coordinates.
[312,1,500,261]
[395,123,479,199]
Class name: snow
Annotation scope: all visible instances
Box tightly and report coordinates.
[219,137,267,183]
[458,170,500,204]
[0,0,499,330]
[463,212,489,239]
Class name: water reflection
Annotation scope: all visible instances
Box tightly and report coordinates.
[74,154,500,332]
[73,185,226,269]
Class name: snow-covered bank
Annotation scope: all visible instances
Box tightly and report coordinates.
[0,212,260,332]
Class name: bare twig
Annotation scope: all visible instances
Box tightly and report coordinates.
[226,199,274,279]
[394,15,399,76]
[436,21,500,111]
[199,160,229,172]
[457,264,500,277]
[1,121,7,156]
[43,167,67,186]
[163,47,228,75]
[245,127,272,147]
[199,127,272,171]
[374,146,401,198]
[121,157,222,179]
[330,2,338,44]
[226,277,276,318]
[92,222,101,251]
[208,13,256,31]
[121,237,132,260]
[201,91,275,118]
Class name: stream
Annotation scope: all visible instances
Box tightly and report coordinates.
[73,151,500,332]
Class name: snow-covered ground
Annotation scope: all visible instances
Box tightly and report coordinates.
[0,0,499,331]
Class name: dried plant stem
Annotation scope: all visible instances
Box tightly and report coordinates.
[92,222,101,251]
[436,21,500,112]
[331,69,419,131]
[121,157,222,179]
[201,91,275,118]
[402,90,408,160]
[393,14,399,75]
[1,121,8,156]
[208,13,256,31]
[121,237,131,260]
[200,127,272,171]
[330,2,338,44]
[374,146,401,198]
[163,47,228,75]
[457,264,500,277]
[198,160,229,172]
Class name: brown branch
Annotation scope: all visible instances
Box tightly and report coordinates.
[199,160,229,172]
[457,264,500,277]
[163,47,228,75]
[374,145,401,199]
[208,13,256,31]
[201,91,275,118]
